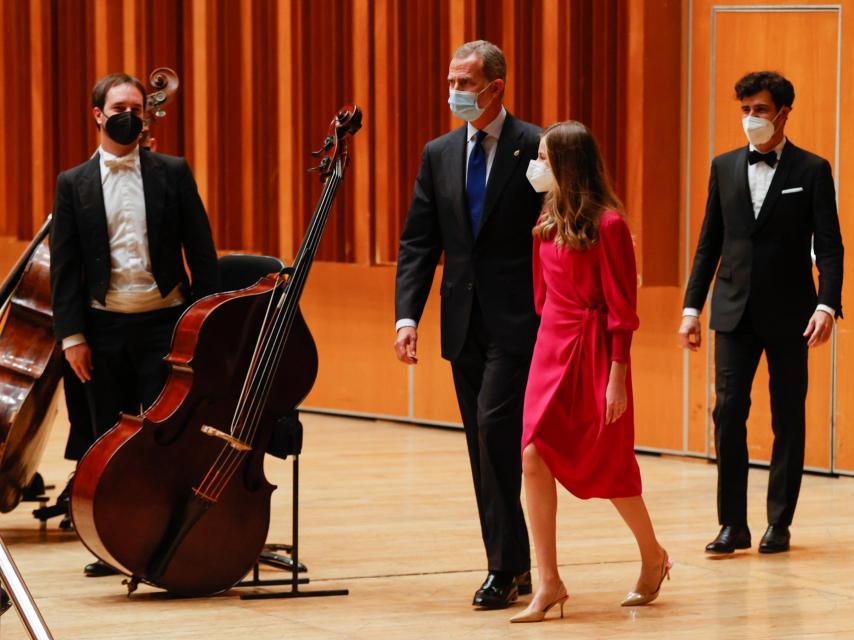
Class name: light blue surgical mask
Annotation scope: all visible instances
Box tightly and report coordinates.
[448,82,495,122]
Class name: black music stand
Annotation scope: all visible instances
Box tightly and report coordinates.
[236,415,348,600]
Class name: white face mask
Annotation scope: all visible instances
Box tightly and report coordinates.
[448,83,494,122]
[742,110,783,146]
[526,159,555,193]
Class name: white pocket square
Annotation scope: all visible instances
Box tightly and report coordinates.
[781,187,804,194]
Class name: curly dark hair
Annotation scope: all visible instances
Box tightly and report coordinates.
[734,71,794,110]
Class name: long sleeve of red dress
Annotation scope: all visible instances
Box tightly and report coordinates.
[598,214,640,363]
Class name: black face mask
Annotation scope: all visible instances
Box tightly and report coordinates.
[104,111,143,145]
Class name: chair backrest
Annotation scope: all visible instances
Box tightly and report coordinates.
[217,254,285,292]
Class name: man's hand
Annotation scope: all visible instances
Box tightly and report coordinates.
[394,327,418,364]
[65,343,93,383]
[678,315,702,351]
[804,310,833,348]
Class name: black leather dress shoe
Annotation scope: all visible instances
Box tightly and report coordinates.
[472,572,518,609]
[516,570,532,596]
[84,559,119,577]
[759,525,790,554]
[705,525,751,553]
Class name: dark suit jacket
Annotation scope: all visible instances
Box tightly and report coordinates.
[50,148,219,342]
[684,141,844,336]
[395,113,542,360]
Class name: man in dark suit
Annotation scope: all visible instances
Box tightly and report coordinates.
[394,40,542,608]
[50,72,218,574]
[679,71,843,554]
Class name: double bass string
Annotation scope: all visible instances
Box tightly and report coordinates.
[209,165,343,498]
[203,167,341,501]
[198,163,344,501]
[195,282,282,497]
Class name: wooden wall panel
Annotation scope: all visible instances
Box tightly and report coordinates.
[0,1,714,459]
[833,5,854,474]
[0,0,680,273]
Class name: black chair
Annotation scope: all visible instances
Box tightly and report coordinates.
[217,253,285,294]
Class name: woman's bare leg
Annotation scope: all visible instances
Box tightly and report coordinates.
[610,496,668,592]
[520,444,566,610]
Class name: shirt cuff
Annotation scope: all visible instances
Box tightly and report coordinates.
[62,334,87,350]
[682,307,700,318]
[395,318,417,331]
[816,304,836,319]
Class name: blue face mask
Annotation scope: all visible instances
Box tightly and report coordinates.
[448,82,495,122]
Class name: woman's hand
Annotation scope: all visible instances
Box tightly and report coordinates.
[605,361,628,424]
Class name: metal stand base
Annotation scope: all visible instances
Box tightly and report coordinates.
[241,587,349,600]
[236,455,348,601]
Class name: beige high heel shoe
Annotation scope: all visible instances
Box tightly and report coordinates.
[621,552,673,606]
[509,587,569,623]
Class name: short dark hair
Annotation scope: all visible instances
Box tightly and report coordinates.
[91,73,146,111]
[734,71,795,110]
[453,40,507,83]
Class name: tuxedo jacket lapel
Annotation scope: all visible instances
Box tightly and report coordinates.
[753,142,797,233]
[732,147,755,229]
[140,148,165,255]
[442,126,474,246]
[77,154,110,254]
[478,114,524,237]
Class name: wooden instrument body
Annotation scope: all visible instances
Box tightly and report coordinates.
[0,240,62,512]
[71,276,318,595]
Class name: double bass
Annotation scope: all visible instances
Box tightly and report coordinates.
[71,105,362,596]
[0,218,61,512]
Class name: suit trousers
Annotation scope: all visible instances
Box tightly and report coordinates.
[450,297,531,574]
[713,307,809,527]
[66,305,184,459]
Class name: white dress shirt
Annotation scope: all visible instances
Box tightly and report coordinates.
[683,137,834,320]
[747,138,786,219]
[62,146,185,349]
[396,108,508,332]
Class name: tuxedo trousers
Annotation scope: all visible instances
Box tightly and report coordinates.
[450,297,531,574]
[65,305,184,460]
[713,306,809,527]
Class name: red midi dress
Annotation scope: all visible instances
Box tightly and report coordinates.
[522,211,642,499]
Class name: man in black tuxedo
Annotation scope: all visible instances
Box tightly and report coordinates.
[50,72,218,574]
[679,71,843,554]
[394,40,541,608]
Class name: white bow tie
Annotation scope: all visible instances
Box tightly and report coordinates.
[104,155,137,172]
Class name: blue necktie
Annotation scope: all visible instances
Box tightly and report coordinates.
[466,130,488,237]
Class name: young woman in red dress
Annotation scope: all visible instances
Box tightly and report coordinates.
[511,121,671,623]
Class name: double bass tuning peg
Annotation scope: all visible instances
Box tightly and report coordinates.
[310,136,335,157]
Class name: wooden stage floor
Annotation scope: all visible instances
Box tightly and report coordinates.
[0,412,852,639]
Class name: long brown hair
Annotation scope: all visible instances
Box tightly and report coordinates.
[532,121,623,250]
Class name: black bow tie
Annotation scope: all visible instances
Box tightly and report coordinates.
[748,149,778,167]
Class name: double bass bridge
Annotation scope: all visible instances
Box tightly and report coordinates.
[199,425,252,452]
